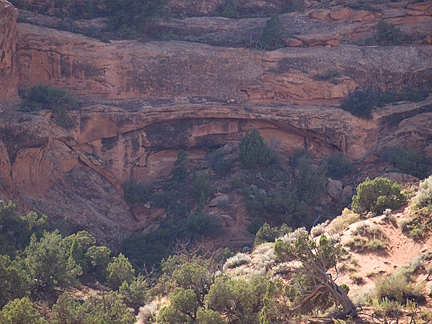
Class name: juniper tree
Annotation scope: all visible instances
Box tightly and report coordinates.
[261,232,357,322]
[239,128,271,169]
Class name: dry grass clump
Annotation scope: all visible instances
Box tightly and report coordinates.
[330,209,360,234]
[344,222,388,252]
[311,220,329,237]
[280,227,308,243]
[223,253,251,271]
[370,251,432,305]
[413,175,432,208]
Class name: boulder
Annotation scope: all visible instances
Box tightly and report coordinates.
[381,173,419,184]
[281,38,304,47]
[209,194,230,207]
[327,179,343,201]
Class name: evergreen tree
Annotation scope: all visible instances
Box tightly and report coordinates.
[239,128,271,169]
[258,15,286,50]
[172,149,189,180]
[0,255,32,308]
[106,253,135,289]
[85,245,111,281]
[70,237,88,275]
[24,230,82,291]
[51,292,135,324]
[0,297,48,324]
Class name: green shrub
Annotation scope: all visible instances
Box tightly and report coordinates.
[340,88,426,119]
[124,181,153,206]
[51,292,135,324]
[374,273,424,304]
[254,223,292,245]
[377,20,407,45]
[350,272,363,284]
[20,85,78,127]
[295,156,327,205]
[247,217,264,235]
[373,297,403,318]
[220,2,239,18]
[205,276,268,323]
[186,213,219,239]
[352,177,406,215]
[324,154,356,180]
[381,146,432,180]
[104,0,168,38]
[239,128,271,169]
[192,172,214,198]
[119,275,148,309]
[258,15,286,50]
[211,153,233,177]
[314,69,341,81]
[347,1,373,11]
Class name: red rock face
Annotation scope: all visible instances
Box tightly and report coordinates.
[0,0,18,101]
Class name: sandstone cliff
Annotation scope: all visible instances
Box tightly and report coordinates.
[0,0,18,101]
[1,0,432,248]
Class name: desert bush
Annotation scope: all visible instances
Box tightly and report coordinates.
[381,146,432,180]
[219,1,239,18]
[279,227,308,244]
[223,253,251,271]
[372,297,403,318]
[51,292,135,324]
[350,272,363,284]
[185,212,219,239]
[324,154,356,180]
[340,88,426,119]
[254,223,292,245]
[124,181,153,206]
[314,70,341,85]
[352,177,406,215]
[192,172,214,199]
[367,239,387,251]
[374,273,425,304]
[345,223,387,252]
[247,217,264,234]
[376,20,407,45]
[20,85,79,127]
[211,152,233,177]
[347,1,373,11]
[311,220,329,237]
[330,209,360,234]
[205,276,268,323]
[258,15,286,50]
[104,0,167,38]
[239,128,271,169]
[414,176,432,207]
[295,156,327,205]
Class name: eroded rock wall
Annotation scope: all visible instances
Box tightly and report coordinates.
[0,0,18,101]
[16,22,432,104]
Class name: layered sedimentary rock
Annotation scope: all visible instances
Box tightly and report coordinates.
[16,22,432,102]
[0,0,18,101]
